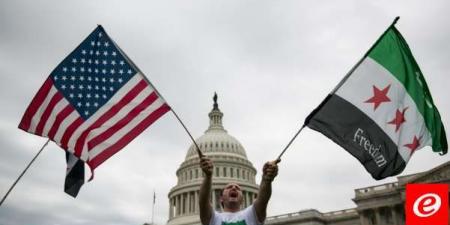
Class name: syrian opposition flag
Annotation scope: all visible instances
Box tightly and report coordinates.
[305,21,447,180]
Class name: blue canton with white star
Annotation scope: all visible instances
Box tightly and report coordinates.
[50,26,136,120]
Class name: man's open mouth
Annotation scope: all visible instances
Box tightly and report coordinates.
[230,192,238,198]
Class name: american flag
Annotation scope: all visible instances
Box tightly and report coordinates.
[19,25,170,178]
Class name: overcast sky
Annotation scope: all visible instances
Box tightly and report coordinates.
[1,1,449,225]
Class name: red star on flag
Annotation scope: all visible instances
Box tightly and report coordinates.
[365,84,391,110]
[404,136,421,156]
[388,107,408,132]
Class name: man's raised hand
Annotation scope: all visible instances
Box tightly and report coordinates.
[200,155,213,176]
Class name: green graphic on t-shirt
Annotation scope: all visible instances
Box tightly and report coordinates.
[222,220,247,225]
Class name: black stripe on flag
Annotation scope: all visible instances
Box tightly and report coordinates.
[305,94,406,180]
[65,152,85,197]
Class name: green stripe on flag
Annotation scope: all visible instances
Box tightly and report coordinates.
[368,27,447,154]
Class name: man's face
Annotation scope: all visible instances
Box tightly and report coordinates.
[221,183,243,209]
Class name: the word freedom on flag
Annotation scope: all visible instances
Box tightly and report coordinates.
[19,26,171,190]
[305,25,447,180]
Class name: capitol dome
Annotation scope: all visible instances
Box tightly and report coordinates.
[185,123,247,160]
[167,94,259,225]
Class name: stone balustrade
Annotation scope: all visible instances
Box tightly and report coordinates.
[266,208,358,224]
[355,182,398,197]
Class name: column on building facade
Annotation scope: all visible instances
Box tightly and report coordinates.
[192,192,195,213]
[178,194,182,216]
[173,197,177,218]
[187,192,191,214]
[194,190,199,213]
[375,208,382,225]
[180,193,185,215]
[246,191,250,207]
[169,197,173,219]
[178,194,181,215]
[187,192,190,214]
[183,192,189,215]
[358,215,365,225]
[168,197,171,219]
[391,205,398,225]
[184,193,188,214]
[173,195,176,216]
[400,205,406,224]
[173,197,177,217]
[213,189,218,211]
[211,189,216,211]
[192,191,196,214]
[218,189,223,211]
[191,191,195,213]
[358,210,369,225]
[176,195,180,216]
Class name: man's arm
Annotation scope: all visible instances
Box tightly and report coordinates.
[199,155,213,225]
[253,159,279,223]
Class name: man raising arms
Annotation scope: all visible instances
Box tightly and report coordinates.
[199,155,279,225]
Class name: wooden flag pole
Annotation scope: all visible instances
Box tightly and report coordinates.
[110,33,203,158]
[276,125,306,161]
[170,110,204,158]
[151,189,156,225]
[0,139,50,207]
[275,17,400,161]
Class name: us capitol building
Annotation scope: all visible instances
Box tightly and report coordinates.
[160,95,450,225]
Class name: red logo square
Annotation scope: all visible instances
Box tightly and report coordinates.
[406,183,448,225]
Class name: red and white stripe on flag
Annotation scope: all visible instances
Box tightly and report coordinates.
[19,73,170,177]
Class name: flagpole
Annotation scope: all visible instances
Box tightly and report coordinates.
[0,139,50,207]
[109,35,204,158]
[275,17,400,161]
[170,110,204,157]
[276,125,306,160]
[151,190,155,225]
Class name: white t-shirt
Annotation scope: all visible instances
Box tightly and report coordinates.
[209,205,263,225]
